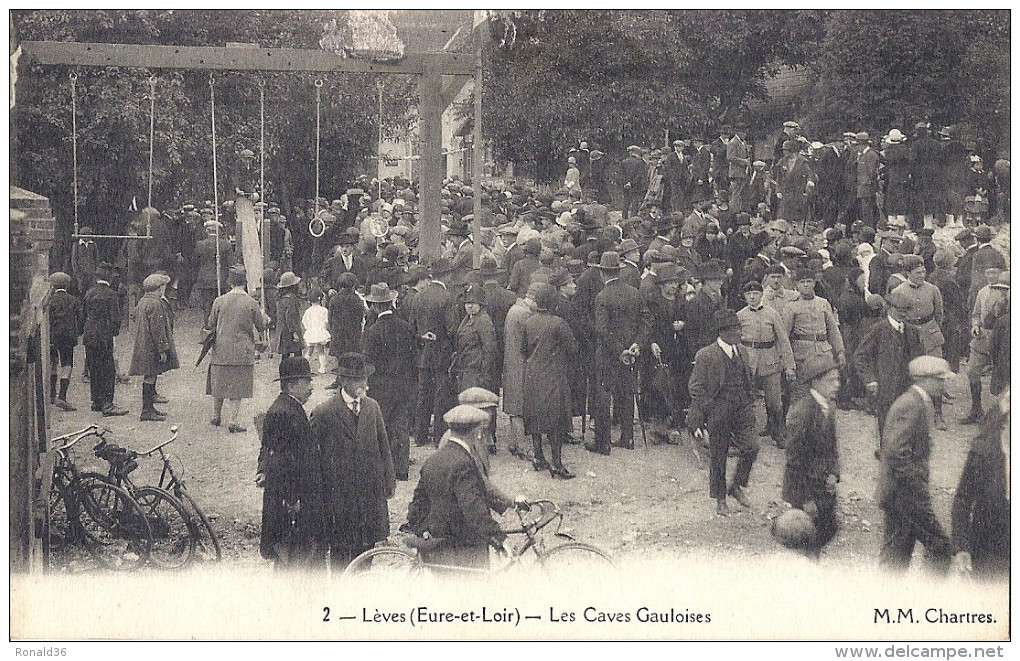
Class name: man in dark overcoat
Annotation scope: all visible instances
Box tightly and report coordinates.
[852,289,925,455]
[326,272,366,389]
[688,309,759,516]
[588,252,645,454]
[662,140,690,216]
[408,259,459,446]
[257,357,322,570]
[621,146,649,219]
[876,357,954,573]
[362,284,417,481]
[323,233,370,291]
[907,122,943,227]
[951,392,1010,580]
[688,137,713,204]
[312,352,396,570]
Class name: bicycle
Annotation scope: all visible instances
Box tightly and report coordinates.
[90,431,196,570]
[47,425,152,571]
[341,500,613,583]
[141,425,222,563]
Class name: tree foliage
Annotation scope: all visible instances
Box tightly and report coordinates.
[12,9,417,244]
[805,10,1009,145]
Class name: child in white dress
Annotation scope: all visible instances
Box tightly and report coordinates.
[302,287,331,374]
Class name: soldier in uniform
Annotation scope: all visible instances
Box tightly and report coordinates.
[737,280,795,447]
[783,269,846,400]
[761,264,800,316]
[961,266,1008,425]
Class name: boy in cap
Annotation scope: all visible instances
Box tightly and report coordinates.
[48,272,82,411]
[688,309,760,516]
[257,356,322,571]
[876,357,955,573]
[81,262,129,416]
[129,272,179,421]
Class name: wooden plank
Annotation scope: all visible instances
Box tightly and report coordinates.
[21,41,475,75]
[417,56,443,263]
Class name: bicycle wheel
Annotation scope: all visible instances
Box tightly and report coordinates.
[133,486,196,570]
[341,547,421,585]
[539,541,615,577]
[46,482,73,559]
[175,489,222,563]
[77,480,152,571]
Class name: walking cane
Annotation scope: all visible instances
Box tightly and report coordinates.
[631,363,648,449]
[580,373,588,443]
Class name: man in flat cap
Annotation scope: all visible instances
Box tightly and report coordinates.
[405,403,507,570]
[876,356,955,573]
[688,309,759,516]
[81,262,129,416]
[621,145,649,219]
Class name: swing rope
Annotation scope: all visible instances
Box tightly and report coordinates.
[309,79,325,238]
[145,75,156,237]
[70,73,80,238]
[210,73,222,297]
[258,77,268,322]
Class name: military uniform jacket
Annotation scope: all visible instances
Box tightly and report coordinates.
[258,392,322,559]
[737,304,794,378]
[782,294,845,363]
[81,283,121,345]
[876,386,935,509]
[891,280,945,353]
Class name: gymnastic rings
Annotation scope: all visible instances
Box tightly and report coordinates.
[370,216,389,239]
[309,215,326,238]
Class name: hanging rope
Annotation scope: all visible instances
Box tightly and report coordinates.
[210,73,222,296]
[70,72,80,238]
[309,79,325,238]
[257,76,268,323]
[377,79,384,199]
[146,75,157,238]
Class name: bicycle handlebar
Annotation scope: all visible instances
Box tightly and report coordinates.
[503,499,560,535]
[137,426,180,457]
[52,425,107,452]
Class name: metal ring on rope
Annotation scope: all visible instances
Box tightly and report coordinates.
[70,72,80,238]
[313,79,323,225]
[308,213,326,238]
[209,72,222,296]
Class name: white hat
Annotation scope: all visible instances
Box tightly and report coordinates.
[908,356,955,380]
[887,129,905,143]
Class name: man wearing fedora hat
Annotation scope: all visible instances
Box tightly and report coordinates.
[507,237,543,298]
[408,259,458,447]
[589,251,645,453]
[129,273,179,422]
[362,283,417,481]
[688,309,759,516]
[193,218,233,320]
[257,356,321,570]
[326,272,366,390]
[643,263,687,440]
[312,352,395,570]
[662,139,689,215]
[876,356,955,573]
[883,129,911,228]
[324,232,369,292]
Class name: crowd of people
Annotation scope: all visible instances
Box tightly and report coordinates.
[47,114,1010,577]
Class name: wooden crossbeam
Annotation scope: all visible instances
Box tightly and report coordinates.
[20,41,475,75]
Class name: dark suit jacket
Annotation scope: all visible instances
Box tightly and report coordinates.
[876,386,934,508]
[782,395,840,508]
[324,253,370,290]
[406,440,503,550]
[621,155,649,191]
[81,283,121,345]
[852,317,924,410]
[687,341,753,431]
[363,311,417,382]
[595,278,644,367]
[327,289,365,358]
[408,281,457,369]
[684,289,725,353]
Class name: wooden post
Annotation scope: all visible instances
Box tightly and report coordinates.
[418,56,443,264]
[471,20,484,270]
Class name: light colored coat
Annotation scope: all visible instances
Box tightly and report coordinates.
[207,288,268,366]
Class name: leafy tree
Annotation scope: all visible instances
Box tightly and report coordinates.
[12,9,416,263]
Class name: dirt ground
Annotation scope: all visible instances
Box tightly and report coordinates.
[47,302,990,577]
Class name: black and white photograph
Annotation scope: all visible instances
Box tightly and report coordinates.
[8,8,1012,653]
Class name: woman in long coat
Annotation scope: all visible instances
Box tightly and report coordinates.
[502,293,534,459]
[451,288,497,393]
[206,268,270,432]
[129,273,180,421]
[311,353,395,569]
[522,283,578,479]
